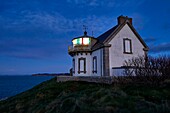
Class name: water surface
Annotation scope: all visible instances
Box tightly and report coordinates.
[0,75,53,100]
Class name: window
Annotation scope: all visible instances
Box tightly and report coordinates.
[72,59,75,73]
[78,57,86,74]
[92,56,97,73]
[72,38,90,46]
[83,38,90,45]
[123,38,132,54]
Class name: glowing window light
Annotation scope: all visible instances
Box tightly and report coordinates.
[77,38,82,44]
[72,39,77,45]
[72,38,90,45]
[83,38,90,45]
[72,38,82,45]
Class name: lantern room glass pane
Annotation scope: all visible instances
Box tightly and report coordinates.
[83,38,90,45]
[72,38,91,46]
[77,38,82,45]
[72,39,77,45]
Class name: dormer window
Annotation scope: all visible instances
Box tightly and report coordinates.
[123,38,132,54]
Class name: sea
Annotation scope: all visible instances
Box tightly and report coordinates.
[0,75,54,100]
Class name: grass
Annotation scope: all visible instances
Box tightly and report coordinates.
[0,77,170,113]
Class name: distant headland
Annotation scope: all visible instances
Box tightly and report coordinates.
[32,73,70,76]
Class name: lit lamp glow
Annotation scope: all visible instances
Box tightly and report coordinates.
[72,38,90,45]
[83,38,90,45]
[73,39,77,45]
[77,38,82,44]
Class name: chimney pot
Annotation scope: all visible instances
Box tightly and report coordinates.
[117,15,132,25]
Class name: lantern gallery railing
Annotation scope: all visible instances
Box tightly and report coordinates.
[68,45,91,53]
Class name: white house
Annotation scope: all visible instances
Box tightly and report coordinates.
[68,15,149,76]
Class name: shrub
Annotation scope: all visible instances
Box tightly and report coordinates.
[123,55,170,77]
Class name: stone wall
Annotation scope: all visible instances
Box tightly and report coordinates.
[57,76,115,84]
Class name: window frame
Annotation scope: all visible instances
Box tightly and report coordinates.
[78,57,86,74]
[72,59,75,73]
[92,56,97,73]
[123,38,132,54]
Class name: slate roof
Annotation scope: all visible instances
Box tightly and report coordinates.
[92,22,149,51]
[97,25,118,43]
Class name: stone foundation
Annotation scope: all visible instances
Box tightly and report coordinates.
[57,76,115,84]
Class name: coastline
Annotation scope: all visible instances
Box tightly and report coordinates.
[0,97,8,101]
[32,73,70,76]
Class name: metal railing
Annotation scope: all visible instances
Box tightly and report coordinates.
[68,45,91,53]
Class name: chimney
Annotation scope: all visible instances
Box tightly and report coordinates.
[117,15,132,25]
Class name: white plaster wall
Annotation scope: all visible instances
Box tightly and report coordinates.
[73,53,92,76]
[91,49,103,76]
[108,24,145,76]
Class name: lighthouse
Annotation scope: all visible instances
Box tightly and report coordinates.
[68,30,97,76]
[68,16,149,76]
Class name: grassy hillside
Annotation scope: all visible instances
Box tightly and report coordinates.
[0,77,170,113]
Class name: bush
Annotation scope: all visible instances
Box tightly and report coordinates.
[123,55,170,77]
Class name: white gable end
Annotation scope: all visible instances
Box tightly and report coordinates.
[108,24,145,75]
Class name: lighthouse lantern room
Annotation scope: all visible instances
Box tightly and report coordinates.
[68,31,97,76]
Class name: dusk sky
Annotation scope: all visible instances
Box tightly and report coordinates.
[0,0,170,75]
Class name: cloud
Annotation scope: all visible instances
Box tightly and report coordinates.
[0,9,116,36]
[0,11,115,59]
[66,0,146,7]
[0,8,116,60]
[67,0,100,6]
[0,10,115,34]
[67,0,115,7]
[144,37,156,43]
[150,42,170,53]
